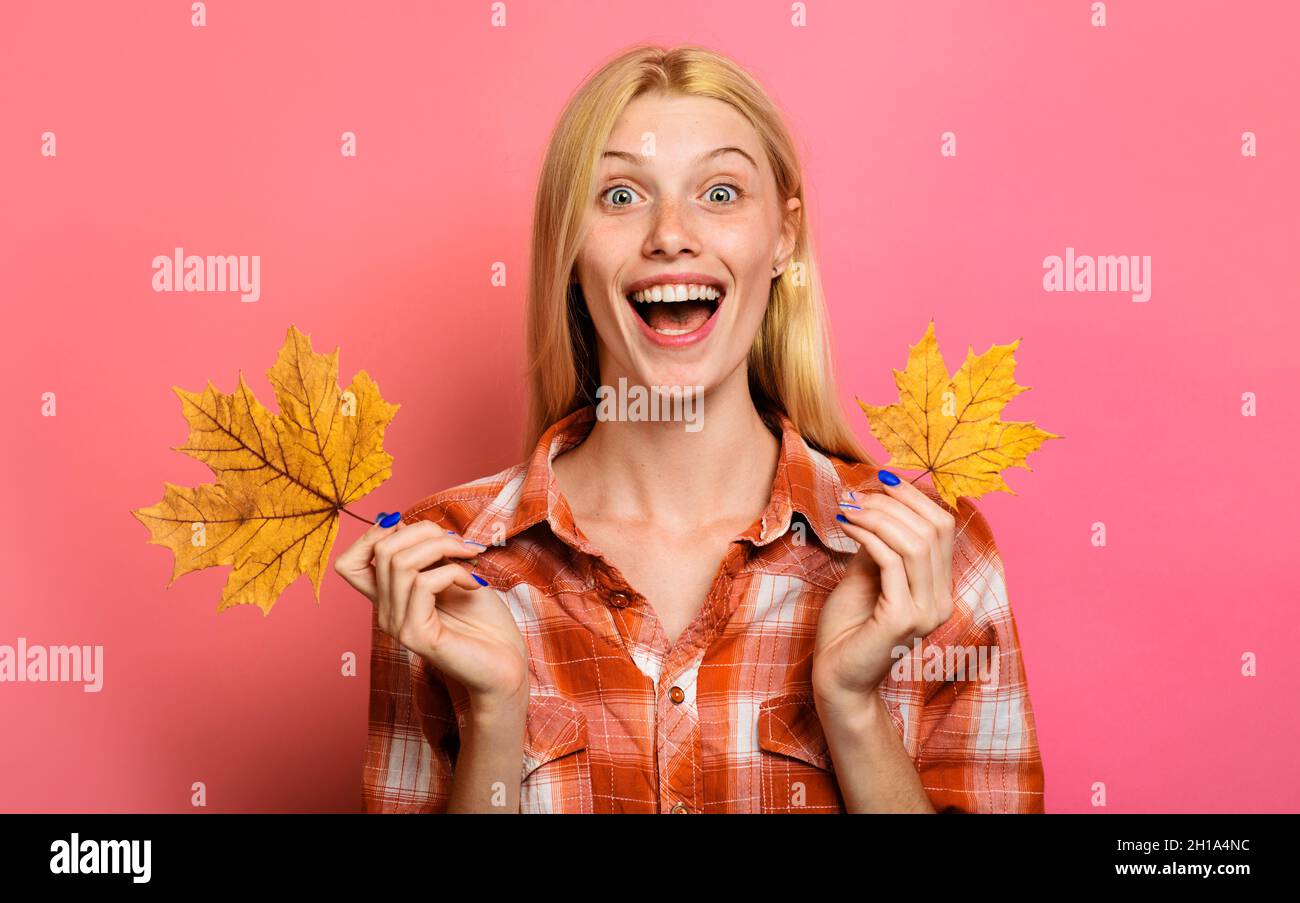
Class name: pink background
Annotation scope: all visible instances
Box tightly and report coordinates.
[2,1,1296,813]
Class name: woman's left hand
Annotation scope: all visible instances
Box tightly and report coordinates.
[812,472,958,707]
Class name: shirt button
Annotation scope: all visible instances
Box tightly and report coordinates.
[670,803,689,814]
[609,592,630,608]
[669,686,685,704]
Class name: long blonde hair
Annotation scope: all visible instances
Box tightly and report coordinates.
[522,43,876,467]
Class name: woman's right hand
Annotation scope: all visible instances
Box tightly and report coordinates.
[334,516,529,708]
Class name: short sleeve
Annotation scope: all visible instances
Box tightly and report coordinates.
[909,498,1046,813]
[361,602,460,813]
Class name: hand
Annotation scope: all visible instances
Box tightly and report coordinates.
[812,473,957,706]
[334,516,529,707]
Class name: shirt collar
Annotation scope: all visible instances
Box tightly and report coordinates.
[473,404,859,555]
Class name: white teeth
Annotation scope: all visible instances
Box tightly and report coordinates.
[653,327,693,336]
[629,283,722,303]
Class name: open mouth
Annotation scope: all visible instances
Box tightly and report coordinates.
[625,284,724,337]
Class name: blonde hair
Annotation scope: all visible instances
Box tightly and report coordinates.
[522,43,876,467]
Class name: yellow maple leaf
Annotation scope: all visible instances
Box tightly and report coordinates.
[856,320,1060,509]
[131,325,400,615]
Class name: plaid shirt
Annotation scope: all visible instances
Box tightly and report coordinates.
[363,404,1045,813]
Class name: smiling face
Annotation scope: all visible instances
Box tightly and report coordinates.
[573,90,801,397]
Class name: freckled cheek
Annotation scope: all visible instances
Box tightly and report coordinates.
[575,239,632,310]
[566,271,618,341]
[726,293,769,340]
[584,293,626,340]
[708,225,776,286]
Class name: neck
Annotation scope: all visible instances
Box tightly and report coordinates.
[558,367,781,534]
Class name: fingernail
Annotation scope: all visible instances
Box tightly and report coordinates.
[379,512,402,528]
[838,502,861,510]
[446,530,459,536]
[836,514,849,523]
[878,470,900,486]
[463,539,489,548]
[472,572,489,587]
[848,489,857,500]
[375,512,389,524]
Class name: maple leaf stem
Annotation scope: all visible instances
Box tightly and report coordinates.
[339,506,373,525]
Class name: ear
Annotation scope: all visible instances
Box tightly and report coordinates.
[773,196,803,276]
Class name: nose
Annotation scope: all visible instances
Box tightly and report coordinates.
[643,198,700,259]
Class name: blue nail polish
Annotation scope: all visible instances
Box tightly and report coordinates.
[878,469,900,486]
[375,512,389,523]
[848,490,857,500]
[446,530,459,536]
[836,514,849,523]
[379,512,401,528]
[472,572,489,586]
[464,540,489,548]
[839,502,861,510]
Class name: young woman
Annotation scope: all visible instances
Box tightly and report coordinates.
[336,44,1044,814]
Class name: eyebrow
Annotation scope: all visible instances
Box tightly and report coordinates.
[601,145,759,171]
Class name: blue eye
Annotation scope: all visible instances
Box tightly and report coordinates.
[602,185,641,207]
[707,183,743,203]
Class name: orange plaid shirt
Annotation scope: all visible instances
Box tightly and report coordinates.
[363,404,1045,813]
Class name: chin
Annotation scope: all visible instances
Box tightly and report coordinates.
[641,359,719,391]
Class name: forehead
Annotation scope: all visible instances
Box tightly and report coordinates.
[603,91,765,173]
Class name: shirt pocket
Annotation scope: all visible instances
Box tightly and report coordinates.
[519,692,594,814]
[757,691,844,813]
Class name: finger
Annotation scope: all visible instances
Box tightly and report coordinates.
[373,519,485,566]
[837,505,935,629]
[372,517,412,632]
[377,519,488,631]
[835,516,910,616]
[846,493,947,624]
[870,477,957,626]
[872,470,957,562]
[845,492,937,555]
[401,563,486,656]
[333,513,403,603]
[374,519,443,625]
[874,469,957,524]
[380,525,486,631]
